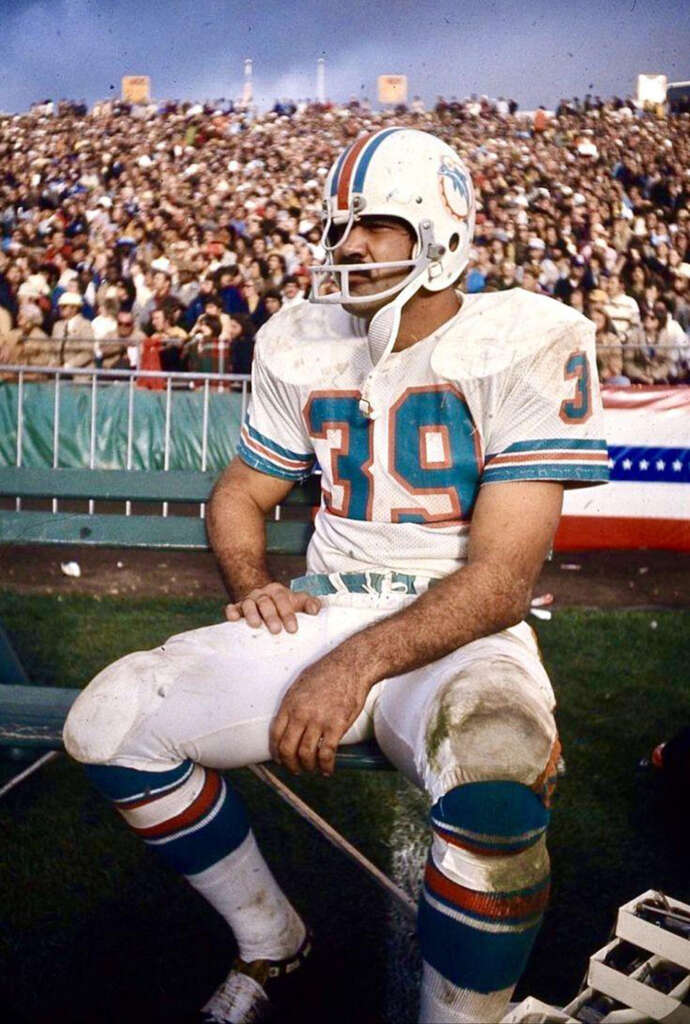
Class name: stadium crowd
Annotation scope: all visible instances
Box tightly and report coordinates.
[0,92,688,385]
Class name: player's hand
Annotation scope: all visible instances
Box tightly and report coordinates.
[225,583,321,635]
[270,651,373,776]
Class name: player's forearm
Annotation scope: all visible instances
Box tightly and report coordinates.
[336,557,535,686]
[206,485,272,601]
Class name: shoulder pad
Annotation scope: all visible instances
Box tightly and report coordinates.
[255,302,366,385]
[431,289,591,382]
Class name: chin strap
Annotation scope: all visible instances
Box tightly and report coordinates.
[359,272,427,419]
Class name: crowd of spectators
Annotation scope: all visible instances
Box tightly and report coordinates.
[0,91,688,386]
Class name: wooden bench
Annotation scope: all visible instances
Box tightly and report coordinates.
[0,465,390,771]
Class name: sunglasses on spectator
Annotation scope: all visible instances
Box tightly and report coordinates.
[118,318,134,327]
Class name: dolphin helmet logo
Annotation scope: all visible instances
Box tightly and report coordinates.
[438,157,470,218]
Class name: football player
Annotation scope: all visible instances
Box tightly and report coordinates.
[64,128,609,1023]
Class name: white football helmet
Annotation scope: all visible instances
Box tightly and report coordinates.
[309,129,475,407]
[310,127,476,309]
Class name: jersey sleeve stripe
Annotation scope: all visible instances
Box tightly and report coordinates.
[240,425,314,472]
[487,450,609,467]
[481,463,610,484]
[493,438,608,455]
[237,443,309,480]
[243,419,314,463]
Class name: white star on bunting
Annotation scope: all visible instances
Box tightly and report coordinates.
[622,459,632,470]
[639,459,649,470]
[656,460,665,471]
[673,460,683,472]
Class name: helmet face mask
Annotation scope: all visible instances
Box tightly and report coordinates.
[310,219,437,307]
[310,128,475,309]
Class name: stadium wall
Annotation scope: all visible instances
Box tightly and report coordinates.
[0,381,688,551]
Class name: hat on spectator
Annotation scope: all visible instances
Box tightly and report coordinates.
[589,289,608,305]
[18,281,43,300]
[58,292,83,307]
[58,269,79,288]
[528,237,546,250]
[25,273,50,295]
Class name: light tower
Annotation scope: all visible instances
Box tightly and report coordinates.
[316,57,326,104]
[242,58,253,106]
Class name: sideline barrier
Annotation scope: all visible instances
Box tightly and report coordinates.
[0,365,250,471]
[559,386,690,551]
[0,367,689,551]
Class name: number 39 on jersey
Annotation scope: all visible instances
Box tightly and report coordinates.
[304,385,482,525]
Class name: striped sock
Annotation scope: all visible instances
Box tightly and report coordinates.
[85,761,305,961]
[418,781,551,1023]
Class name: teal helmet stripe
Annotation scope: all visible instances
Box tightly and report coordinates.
[351,127,404,194]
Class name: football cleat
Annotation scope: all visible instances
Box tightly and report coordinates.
[200,931,313,1023]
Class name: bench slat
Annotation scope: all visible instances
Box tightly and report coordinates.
[0,685,392,769]
[0,467,218,502]
[0,511,313,552]
[0,685,76,748]
[0,467,321,506]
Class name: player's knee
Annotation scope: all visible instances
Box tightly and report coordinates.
[63,649,165,765]
[424,660,555,793]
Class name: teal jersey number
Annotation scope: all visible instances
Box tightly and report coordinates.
[305,386,480,522]
[390,386,480,523]
[304,392,373,520]
[559,350,592,423]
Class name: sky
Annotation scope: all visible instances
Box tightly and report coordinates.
[1,0,688,114]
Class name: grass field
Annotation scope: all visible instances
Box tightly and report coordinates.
[1,592,689,1022]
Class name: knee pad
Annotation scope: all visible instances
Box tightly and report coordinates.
[63,648,170,764]
[423,659,556,796]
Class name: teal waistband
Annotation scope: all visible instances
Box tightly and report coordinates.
[290,571,433,597]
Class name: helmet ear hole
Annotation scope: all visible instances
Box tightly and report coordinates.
[449,233,460,253]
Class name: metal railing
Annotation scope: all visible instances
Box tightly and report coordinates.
[0,364,252,521]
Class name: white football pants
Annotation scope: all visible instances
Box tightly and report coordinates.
[64,587,557,801]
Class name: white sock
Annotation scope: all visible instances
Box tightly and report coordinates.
[419,962,514,1023]
[187,830,306,962]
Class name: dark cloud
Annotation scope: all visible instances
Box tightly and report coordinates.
[1,0,687,112]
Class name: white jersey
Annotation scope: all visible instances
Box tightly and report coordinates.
[238,289,609,579]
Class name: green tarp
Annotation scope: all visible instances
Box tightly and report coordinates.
[0,383,244,471]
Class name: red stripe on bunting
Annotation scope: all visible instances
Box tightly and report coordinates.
[602,386,690,411]
[554,515,690,552]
